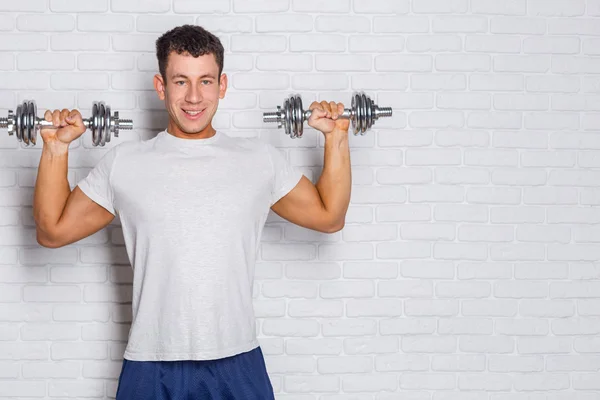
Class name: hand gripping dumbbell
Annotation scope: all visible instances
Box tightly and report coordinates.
[0,100,134,147]
[263,92,393,139]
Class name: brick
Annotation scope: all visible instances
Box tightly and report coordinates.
[77,14,133,32]
[50,0,108,12]
[290,34,346,52]
[0,0,45,11]
[524,37,580,55]
[136,15,193,33]
[407,35,462,52]
[349,35,405,52]
[549,19,600,35]
[0,34,47,51]
[316,16,370,33]
[111,0,170,13]
[376,55,432,72]
[292,0,349,13]
[491,17,546,34]
[413,0,468,13]
[353,0,409,13]
[528,0,585,16]
[256,14,311,32]
[51,33,110,51]
[466,35,521,53]
[17,14,75,31]
[232,0,288,12]
[18,53,75,71]
[471,0,526,15]
[173,0,229,13]
[375,17,427,34]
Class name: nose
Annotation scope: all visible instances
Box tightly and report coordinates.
[185,83,203,104]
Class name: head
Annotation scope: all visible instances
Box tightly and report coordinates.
[154,25,227,138]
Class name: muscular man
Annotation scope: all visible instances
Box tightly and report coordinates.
[33,25,351,399]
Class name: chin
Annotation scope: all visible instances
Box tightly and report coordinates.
[182,123,209,135]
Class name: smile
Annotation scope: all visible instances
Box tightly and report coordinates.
[182,108,205,120]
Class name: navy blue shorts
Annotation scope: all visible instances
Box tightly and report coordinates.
[115,346,275,400]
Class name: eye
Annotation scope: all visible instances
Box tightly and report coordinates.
[175,81,185,85]
[202,80,211,85]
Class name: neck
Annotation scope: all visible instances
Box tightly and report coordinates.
[167,121,216,140]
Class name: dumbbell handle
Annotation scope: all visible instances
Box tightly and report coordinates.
[0,114,134,134]
[36,118,133,131]
[263,109,354,125]
[303,109,352,121]
[297,107,393,122]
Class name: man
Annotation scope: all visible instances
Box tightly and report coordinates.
[33,25,351,399]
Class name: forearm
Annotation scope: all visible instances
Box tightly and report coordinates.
[315,129,351,228]
[33,143,71,238]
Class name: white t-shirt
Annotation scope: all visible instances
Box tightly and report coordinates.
[77,130,303,361]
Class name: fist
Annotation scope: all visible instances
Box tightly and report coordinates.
[307,101,350,135]
[41,109,86,147]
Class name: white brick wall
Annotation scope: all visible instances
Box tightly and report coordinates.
[1,0,600,399]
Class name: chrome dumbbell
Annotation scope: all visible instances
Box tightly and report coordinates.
[263,92,393,138]
[0,100,134,147]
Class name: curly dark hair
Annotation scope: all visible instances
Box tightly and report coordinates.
[156,25,225,84]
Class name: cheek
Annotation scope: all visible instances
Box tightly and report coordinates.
[169,92,187,107]
[204,88,220,100]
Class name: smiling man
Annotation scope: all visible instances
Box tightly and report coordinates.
[33,25,351,399]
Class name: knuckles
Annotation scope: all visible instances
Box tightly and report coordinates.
[308,101,344,112]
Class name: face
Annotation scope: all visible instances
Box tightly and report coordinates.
[154,51,227,139]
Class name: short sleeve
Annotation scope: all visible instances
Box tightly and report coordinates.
[266,143,303,207]
[76,146,119,215]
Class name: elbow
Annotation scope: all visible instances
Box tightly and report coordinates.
[324,219,345,234]
[36,227,63,248]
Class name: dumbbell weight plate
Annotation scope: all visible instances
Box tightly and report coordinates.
[15,104,22,143]
[113,110,120,138]
[284,97,294,138]
[92,103,100,146]
[98,102,106,147]
[100,102,106,147]
[289,96,296,138]
[293,95,303,139]
[18,100,32,145]
[25,102,32,145]
[29,100,37,145]
[357,93,364,134]
[365,93,373,133]
[100,103,108,146]
[350,94,357,135]
[359,93,367,134]
[92,103,97,146]
[358,93,368,135]
[104,104,111,145]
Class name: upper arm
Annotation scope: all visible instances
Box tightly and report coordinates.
[38,186,114,248]
[270,175,341,233]
[39,143,120,248]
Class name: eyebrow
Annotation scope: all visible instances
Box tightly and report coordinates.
[171,73,217,80]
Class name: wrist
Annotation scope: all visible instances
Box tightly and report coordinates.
[43,140,70,157]
[324,129,348,143]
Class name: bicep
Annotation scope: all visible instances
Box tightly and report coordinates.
[48,186,115,247]
[270,175,335,233]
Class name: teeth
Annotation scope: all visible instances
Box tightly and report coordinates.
[185,110,202,115]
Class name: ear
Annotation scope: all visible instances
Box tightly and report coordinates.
[218,73,228,99]
[154,74,166,101]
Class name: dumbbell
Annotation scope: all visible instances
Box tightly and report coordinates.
[263,92,393,139]
[0,100,134,147]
